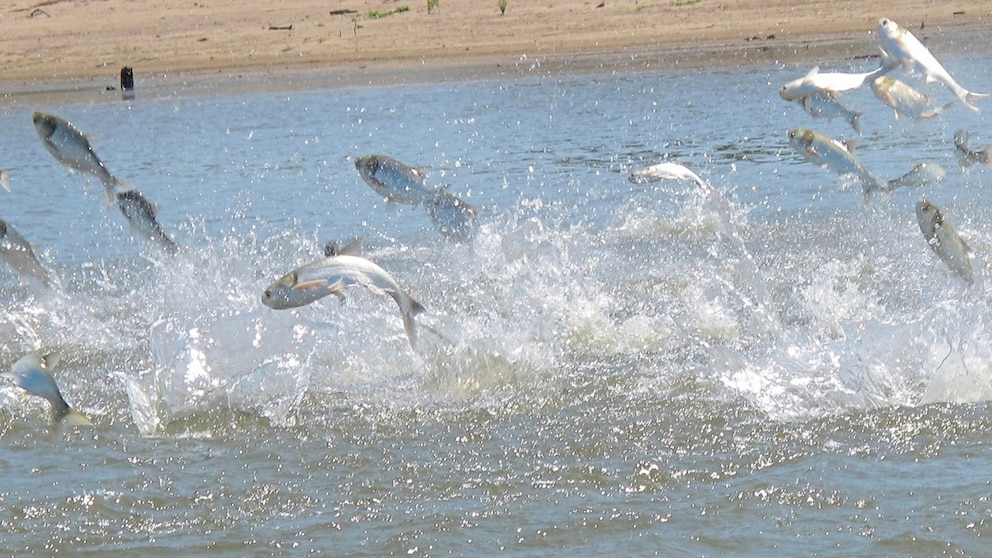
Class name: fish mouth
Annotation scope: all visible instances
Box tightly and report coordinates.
[32,112,56,136]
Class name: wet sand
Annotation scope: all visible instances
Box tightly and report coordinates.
[0,0,988,97]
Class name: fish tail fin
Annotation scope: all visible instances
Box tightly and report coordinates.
[862,174,887,199]
[401,297,427,349]
[106,175,135,195]
[101,174,134,206]
[962,90,989,113]
[59,407,93,426]
[0,169,11,192]
[920,101,956,121]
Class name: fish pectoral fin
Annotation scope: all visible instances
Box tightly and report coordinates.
[39,352,60,370]
[805,66,820,78]
[293,279,330,292]
[326,278,349,302]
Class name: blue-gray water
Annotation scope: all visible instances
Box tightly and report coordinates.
[1,46,992,556]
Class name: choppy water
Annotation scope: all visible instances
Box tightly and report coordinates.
[1,43,992,555]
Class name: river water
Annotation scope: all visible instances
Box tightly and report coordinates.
[1,42,991,555]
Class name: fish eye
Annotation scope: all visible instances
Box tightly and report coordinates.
[263,289,271,298]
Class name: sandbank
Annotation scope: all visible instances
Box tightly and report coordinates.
[0,0,988,101]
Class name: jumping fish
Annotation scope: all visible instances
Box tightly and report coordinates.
[354,154,437,206]
[954,130,992,167]
[796,93,862,133]
[32,111,118,200]
[627,162,714,194]
[787,128,883,196]
[261,254,425,347]
[916,198,974,285]
[1,353,92,425]
[426,191,479,241]
[885,162,947,191]
[871,76,954,121]
[779,63,893,101]
[878,17,988,112]
[0,219,49,285]
[115,186,178,254]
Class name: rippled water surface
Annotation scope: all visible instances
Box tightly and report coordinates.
[2,43,992,555]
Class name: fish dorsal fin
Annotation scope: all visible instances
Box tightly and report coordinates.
[842,139,858,153]
[39,352,60,371]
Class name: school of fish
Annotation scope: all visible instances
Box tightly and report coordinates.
[0,15,988,426]
[777,17,985,285]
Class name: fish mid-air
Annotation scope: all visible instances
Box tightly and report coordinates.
[0,219,50,285]
[354,154,438,206]
[778,63,892,101]
[115,187,178,254]
[426,191,479,241]
[953,130,992,167]
[261,254,426,347]
[1,353,92,425]
[885,162,946,191]
[878,17,988,112]
[627,161,714,194]
[795,93,862,133]
[871,76,954,121]
[916,198,974,285]
[787,128,883,196]
[32,111,118,199]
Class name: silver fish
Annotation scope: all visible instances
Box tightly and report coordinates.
[787,128,883,196]
[262,254,426,347]
[871,76,954,121]
[954,130,992,167]
[1,353,91,425]
[426,191,479,241]
[886,162,946,191]
[354,154,437,206]
[0,219,49,285]
[878,18,988,112]
[797,93,862,133]
[916,198,974,284]
[779,63,892,101]
[33,111,118,200]
[627,162,714,194]
[116,189,178,254]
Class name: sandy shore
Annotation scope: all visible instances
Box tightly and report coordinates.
[0,0,989,97]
